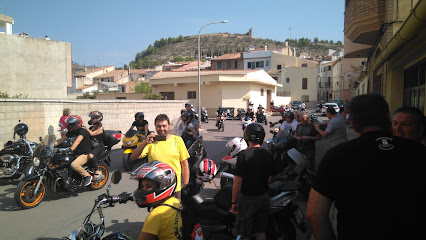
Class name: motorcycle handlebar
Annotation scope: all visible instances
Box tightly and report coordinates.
[97,192,133,206]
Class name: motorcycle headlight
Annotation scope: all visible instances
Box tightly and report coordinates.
[33,157,40,167]
[124,140,134,146]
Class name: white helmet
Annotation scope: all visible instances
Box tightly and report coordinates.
[225,137,248,158]
[197,159,217,182]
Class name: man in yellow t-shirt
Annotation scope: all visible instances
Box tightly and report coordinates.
[131,114,190,192]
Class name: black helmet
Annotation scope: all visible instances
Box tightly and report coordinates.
[133,161,177,208]
[218,106,222,110]
[14,123,28,136]
[284,111,295,121]
[88,110,103,125]
[181,111,190,121]
[134,112,144,119]
[66,115,83,132]
[244,123,265,144]
[184,103,191,108]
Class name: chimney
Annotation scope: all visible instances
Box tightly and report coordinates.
[264,43,268,51]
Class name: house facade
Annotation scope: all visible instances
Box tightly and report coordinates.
[210,53,244,70]
[149,70,282,117]
[343,0,425,112]
[70,66,115,93]
[92,70,129,91]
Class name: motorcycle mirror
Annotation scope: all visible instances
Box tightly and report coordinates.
[111,170,122,184]
[39,136,43,142]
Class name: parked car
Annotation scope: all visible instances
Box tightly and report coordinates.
[322,103,340,115]
[333,99,344,112]
[290,100,303,110]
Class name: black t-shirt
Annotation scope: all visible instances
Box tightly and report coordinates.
[217,110,224,116]
[313,131,425,239]
[132,119,148,133]
[245,111,255,119]
[295,123,319,152]
[234,147,278,195]
[89,125,105,148]
[66,128,91,155]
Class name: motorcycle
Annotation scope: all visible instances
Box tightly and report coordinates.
[183,171,307,240]
[0,123,38,180]
[216,114,225,132]
[241,116,252,131]
[67,170,133,240]
[14,130,121,209]
[201,107,209,123]
[122,130,147,171]
[256,109,268,125]
[235,108,246,120]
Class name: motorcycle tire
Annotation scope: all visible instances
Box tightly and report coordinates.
[14,179,46,209]
[267,216,296,240]
[205,118,208,123]
[122,153,134,171]
[264,118,268,125]
[89,163,109,190]
[221,123,225,132]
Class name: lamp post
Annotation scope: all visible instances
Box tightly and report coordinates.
[198,20,228,124]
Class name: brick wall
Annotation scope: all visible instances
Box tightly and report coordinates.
[0,99,185,147]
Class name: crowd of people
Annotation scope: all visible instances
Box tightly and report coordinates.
[56,95,424,240]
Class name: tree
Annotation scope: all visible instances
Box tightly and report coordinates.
[314,37,319,43]
[134,82,152,93]
[174,56,184,62]
[123,64,128,70]
[336,40,343,46]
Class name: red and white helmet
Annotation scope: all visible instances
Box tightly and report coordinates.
[197,159,217,182]
[226,137,247,158]
[133,161,177,208]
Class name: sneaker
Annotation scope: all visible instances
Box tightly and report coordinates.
[81,176,92,187]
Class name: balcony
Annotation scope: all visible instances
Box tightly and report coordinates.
[344,0,386,45]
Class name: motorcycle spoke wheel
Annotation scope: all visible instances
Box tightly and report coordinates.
[89,164,109,190]
[14,180,45,209]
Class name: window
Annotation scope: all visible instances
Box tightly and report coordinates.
[286,78,290,83]
[256,61,264,68]
[116,97,126,99]
[261,88,264,96]
[217,62,223,70]
[160,92,174,100]
[327,66,331,71]
[302,63,307,67]
[248,61,264,69]
[276,87,290,97]
[266,61,270,66]
[187,91,196,99]
[248,62,253,69]
[404,60,425,110]
[272,77,278,81]
[277,65,282,70]
[226,61,231,69]
[121,86,125,92]
[302,78,308,89]
[234,61,238,69]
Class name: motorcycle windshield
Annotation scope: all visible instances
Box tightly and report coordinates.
[33,135,56,159]
[169,118,185,137]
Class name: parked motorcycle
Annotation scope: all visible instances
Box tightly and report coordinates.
[122,130,147,171]
[67,170,133,240]
[0,123,38,180]
[183,171,307,240]
[235,108,246,120]
[201,107,209,123]
[14,130,121,209]
[256,109,268,125]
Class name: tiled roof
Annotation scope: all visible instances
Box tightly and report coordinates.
[76,85,94,90]
[119,81,140,87]
[93,70,128,79]
[130,69,147,75]
[73,66,115,77]
[211,53,242,61]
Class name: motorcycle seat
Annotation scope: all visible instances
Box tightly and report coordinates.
[281,181,300,191]
[199,224,227,232]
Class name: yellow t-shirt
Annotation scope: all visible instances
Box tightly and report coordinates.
[141,197,183,240]
[141,135,190,191]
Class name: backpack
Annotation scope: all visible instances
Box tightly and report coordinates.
[159,201,203,240]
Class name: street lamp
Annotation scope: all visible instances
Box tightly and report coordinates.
[198,20,228,124]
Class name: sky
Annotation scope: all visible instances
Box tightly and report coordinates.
[1,0,344,68]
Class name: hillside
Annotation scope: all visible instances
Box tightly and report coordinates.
[129,32,343,68]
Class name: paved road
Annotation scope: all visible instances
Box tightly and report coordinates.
[0,112,357,240]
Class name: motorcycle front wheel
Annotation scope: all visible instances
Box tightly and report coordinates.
[122,153,134,171]
[14,179,46,209]
[221,122,225,132]
[89,163,109,190]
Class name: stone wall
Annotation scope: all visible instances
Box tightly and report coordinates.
[0,99,185,147]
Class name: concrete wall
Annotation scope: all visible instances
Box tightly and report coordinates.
[0,99,185,148]
[279,67,318,102]
[0,34,71,98]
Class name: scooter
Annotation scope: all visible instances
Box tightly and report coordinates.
[183,172,307,239]
[201,107,209,123]
[216,114,225,132]
[256,109,268,125]
[121,130,147,171]
[241,116,252,131]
